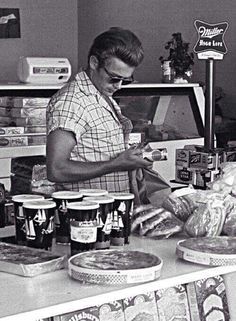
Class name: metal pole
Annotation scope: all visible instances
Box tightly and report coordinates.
[204,58,215,151]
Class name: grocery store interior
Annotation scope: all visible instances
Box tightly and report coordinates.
[1,1,236,321]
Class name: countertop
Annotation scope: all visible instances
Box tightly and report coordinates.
[1,235,236,321]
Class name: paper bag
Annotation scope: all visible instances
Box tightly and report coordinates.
[130,167,171,207]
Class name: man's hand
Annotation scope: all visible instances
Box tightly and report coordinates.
[111,147,152,171]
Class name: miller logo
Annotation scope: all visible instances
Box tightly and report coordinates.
[194,20,228,60]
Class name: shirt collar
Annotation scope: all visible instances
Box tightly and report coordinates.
[75,71,100,97]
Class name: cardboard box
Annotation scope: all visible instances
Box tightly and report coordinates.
[175,166,196,185]
[0,135,28,147]
[0,106,12,117]
[0,96,13,107]
[176,149,190,167]
[28,135,46,146]
[0,126,24,135]
[54,306,99,321]
[186,275,230,321]
[189,151,218,170]
[123,292,159,321]
[98,300,125,321]
[155,285,191,321]
[0,116,14,126]
[12,116,46,126]
[24,125,46,133]
[11,107,46,118]
[11,97,50,107]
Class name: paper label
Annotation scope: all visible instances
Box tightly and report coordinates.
[70,221,97,243]
[172,186,196,198]
[127,270,155,284]
[183,251,210,265]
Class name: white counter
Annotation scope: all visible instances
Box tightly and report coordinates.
[0,235,236,321]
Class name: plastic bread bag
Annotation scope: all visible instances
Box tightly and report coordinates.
[31,164,56,196]
[184,193,233,237]
[162,185,198,222]
[208,162,236,195]
[222,195,236,236]
[131,204,183,239]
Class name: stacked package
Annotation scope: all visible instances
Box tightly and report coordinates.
[10,156,55,196]
[0,96,50,147]
[0,242,66,277]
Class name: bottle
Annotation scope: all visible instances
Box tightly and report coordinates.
[142,148,168,161]
[161,60,172,83]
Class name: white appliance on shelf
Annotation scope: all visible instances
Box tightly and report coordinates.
[17,57,72,84]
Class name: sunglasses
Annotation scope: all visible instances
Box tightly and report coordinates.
[103,66,134,85]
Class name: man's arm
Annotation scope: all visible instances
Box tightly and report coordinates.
[46,129,150,183]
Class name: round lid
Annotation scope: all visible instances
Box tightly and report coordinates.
[12,194,44,203]
[69,250,161,270]
[68,249,163,285]
[176,236,236,266]
[83,195,114,204]
[109,192,135,200]
[79,189,108,197]
[67,201,99,211]
[23,199,56,210]
[52,190,83,200]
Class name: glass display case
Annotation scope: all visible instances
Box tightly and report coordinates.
[113,83,206,183]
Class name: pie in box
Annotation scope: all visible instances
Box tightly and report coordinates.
[0,242,66,277]
[176,236,236,266]
[68,249,163,285]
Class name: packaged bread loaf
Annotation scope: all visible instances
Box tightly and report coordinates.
[162,186,198,222]
[184,193,233,237]
[131,204,183,239]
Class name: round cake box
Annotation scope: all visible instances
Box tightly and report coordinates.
[68,249,163,285]
[176,236,236,266]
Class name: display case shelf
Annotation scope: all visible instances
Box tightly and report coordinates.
[0,83,62,190]
[0,145,46,159]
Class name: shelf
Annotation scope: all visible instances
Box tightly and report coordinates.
[0,83,63,90]
[124,82,201,88]
[0,82,200,90]
[1,235,236,321]
[0,83,55,160]
[0,145,45,159]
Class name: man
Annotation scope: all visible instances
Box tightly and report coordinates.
[46,27,150,192]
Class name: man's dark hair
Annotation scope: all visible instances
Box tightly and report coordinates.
[88,27,144,67]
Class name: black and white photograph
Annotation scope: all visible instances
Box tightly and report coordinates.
[0,1,236,321]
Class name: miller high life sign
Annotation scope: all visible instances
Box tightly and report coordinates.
[194,20,228,60]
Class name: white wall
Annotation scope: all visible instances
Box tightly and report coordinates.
[0,0,78,82]
[77,0,236,118]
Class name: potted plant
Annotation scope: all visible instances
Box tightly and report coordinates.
[159,32,194,83]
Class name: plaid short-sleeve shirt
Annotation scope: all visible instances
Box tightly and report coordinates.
[47,71,133,192]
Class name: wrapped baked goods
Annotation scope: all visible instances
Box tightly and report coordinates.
[0,242,66,277]
[209,162,236,195]
[222,195,236,236]
[184,194,233,237]
[162,186,198,222]
[131,204,183,239]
